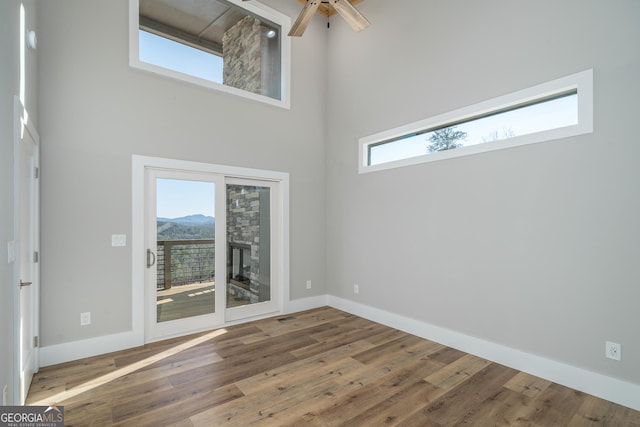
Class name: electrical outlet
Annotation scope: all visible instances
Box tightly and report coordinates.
[354,284,359,294]
[306,280,312,289]
[605,341,621,361]
[80,312,91,326]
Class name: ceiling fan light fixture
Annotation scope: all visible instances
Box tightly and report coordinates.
[288,0,322,37]
[287,0,370,37]
[328,0,370,33]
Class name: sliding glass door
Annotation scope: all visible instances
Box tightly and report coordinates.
[145,169,225,340]
[225,179,279,321]
[144,169,280,341]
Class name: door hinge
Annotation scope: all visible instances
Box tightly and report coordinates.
[34,167,39,179]
[33,251,39,263]
[34,336,39,348]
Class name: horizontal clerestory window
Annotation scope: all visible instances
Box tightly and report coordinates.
[129,0,291,108]
[359,69,593,173]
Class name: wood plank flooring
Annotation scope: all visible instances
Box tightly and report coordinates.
[26,307,640,426]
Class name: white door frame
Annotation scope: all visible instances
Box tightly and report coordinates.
[132,155,290,343]
[13,97,40,405]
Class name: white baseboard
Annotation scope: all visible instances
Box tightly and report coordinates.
[327,295,640,412]
[38,294,639,411]
[39,330,143,368]
[283,295,328,314]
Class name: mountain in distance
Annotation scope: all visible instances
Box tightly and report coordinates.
[157,214,214,226]
[157,214,214,240]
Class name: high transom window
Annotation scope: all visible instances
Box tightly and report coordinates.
[129,0,291,108]
[359,69,593,173]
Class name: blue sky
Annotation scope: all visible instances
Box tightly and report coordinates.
[369,94,578,165]
[157,179,215,219]
[139,30,223,84]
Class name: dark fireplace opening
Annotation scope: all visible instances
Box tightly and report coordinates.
[228,242,251,289]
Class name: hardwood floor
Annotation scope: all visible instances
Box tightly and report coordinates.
[27,307,640,426]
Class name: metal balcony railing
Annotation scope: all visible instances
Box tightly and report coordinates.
[157,239,215,290]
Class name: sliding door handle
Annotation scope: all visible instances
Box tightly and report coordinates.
[20,280,32,288]
[147,249,156,268]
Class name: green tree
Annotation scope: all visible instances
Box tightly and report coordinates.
[427,126,467,153]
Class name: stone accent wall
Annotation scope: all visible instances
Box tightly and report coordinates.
[227,185,261,247]
[227,185,269,303]
[223,16,262,95]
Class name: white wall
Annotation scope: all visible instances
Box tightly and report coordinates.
[0,0,18,406]
[1,0,38,405]
[37,0,327,347]
[325,0,640,386]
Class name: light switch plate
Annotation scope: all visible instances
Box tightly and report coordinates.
[111,234,126,247]
[80,312,91,326]
[7,241,15,263]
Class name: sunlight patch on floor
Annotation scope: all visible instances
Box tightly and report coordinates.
[31,328,228,406]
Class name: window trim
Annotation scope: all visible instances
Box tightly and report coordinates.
[359,69,593,174]
[128,0,291,109]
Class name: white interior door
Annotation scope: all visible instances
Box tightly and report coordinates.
[14,99,40,405]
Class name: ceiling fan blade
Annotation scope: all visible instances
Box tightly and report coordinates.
[288,0,323,37]
[329,0,370,32]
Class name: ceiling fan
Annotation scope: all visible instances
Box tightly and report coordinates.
[243,0,370,37]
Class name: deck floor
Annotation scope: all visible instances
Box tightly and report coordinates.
[156,281,248,322]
